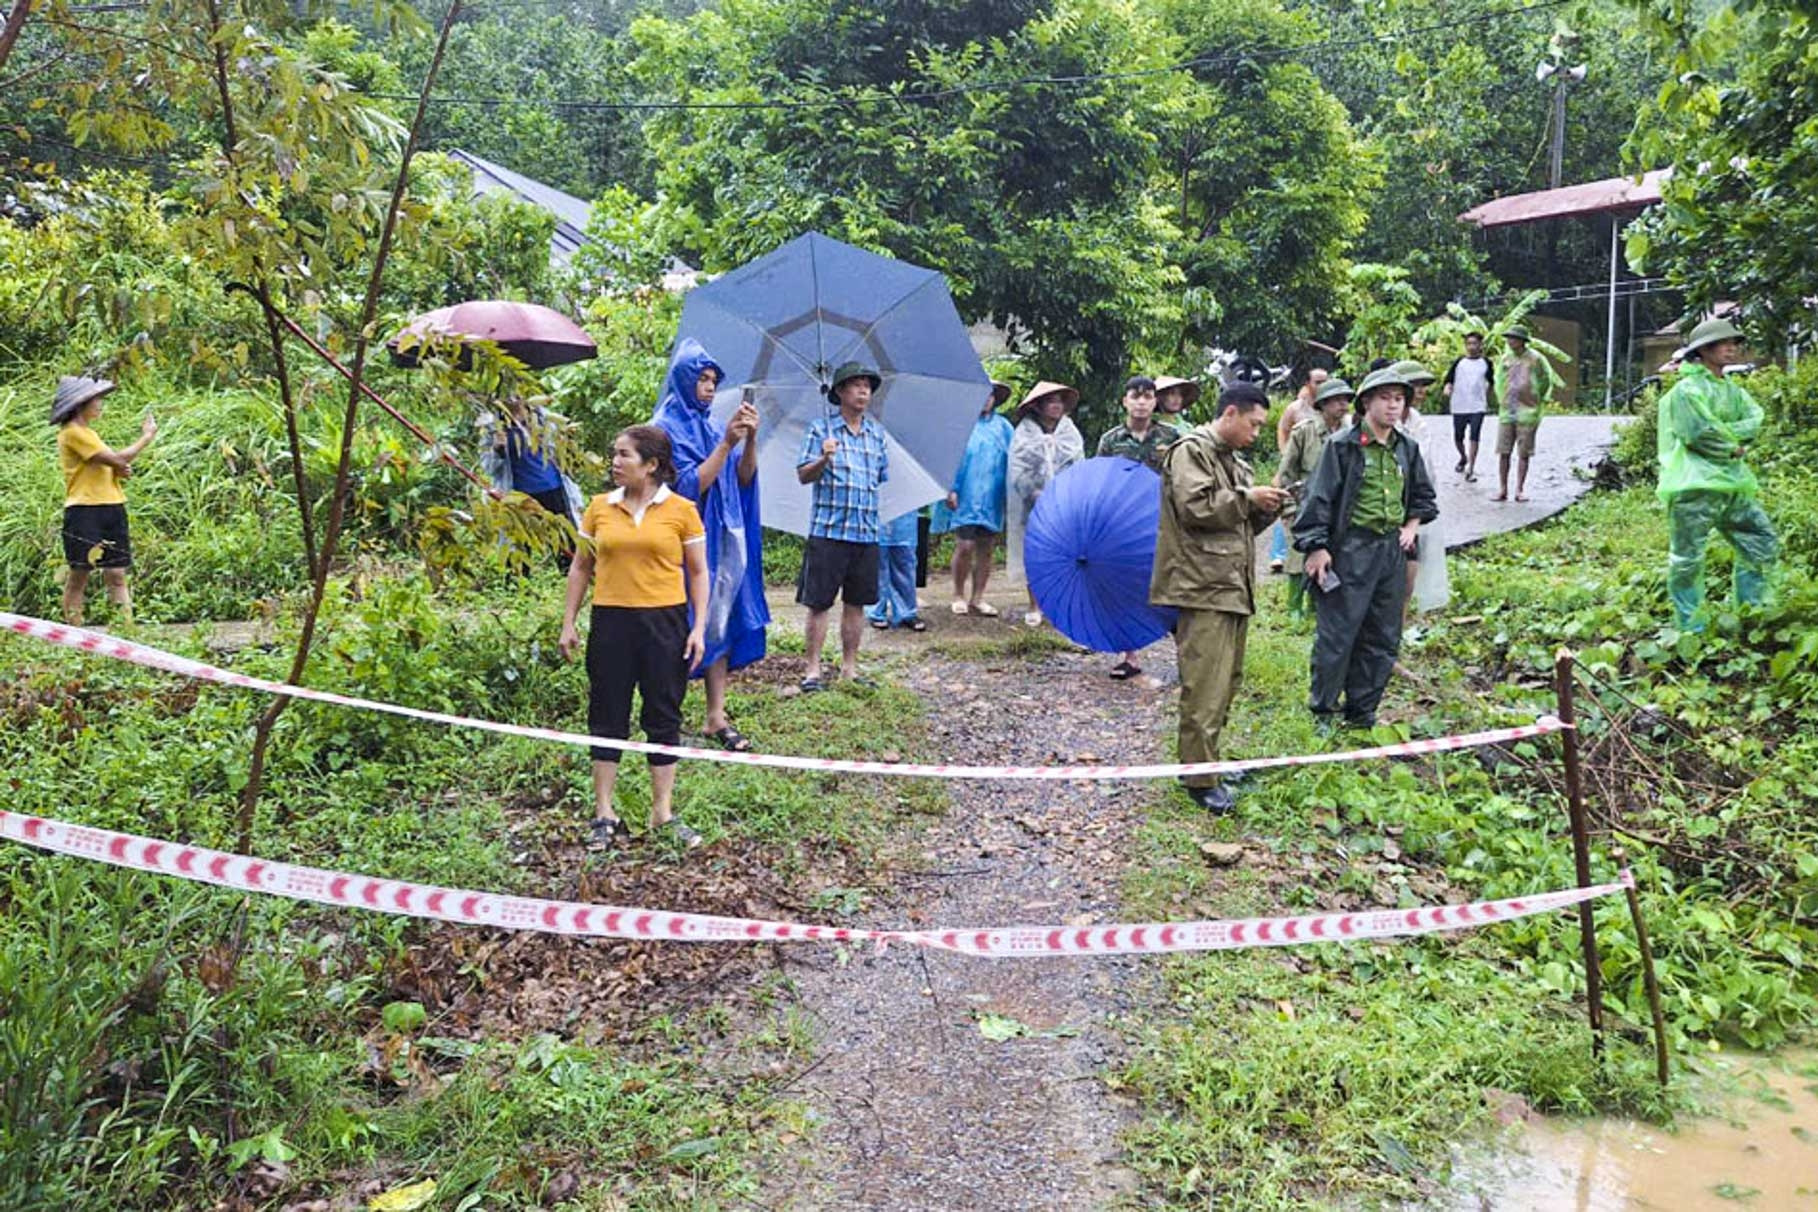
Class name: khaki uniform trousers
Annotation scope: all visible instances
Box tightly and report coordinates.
[1176,607,1249,789]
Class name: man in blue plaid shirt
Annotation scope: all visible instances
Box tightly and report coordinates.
[795,361,890,692]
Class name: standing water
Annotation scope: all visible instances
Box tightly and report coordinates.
[1448,1050,1818,1210]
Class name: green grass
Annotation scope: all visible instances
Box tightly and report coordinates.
[0,573,939,1209]
[1113,468,1818,1206]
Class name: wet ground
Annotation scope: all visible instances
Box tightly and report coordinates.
[756,639,1181,1209]
[1447,1050,1818,1211]
[1434,415,1626,551]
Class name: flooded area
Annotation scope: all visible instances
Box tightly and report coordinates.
[1448,1050,1818,1210]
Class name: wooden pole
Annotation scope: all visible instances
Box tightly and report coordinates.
[1554,648,1606,1056]
[1610,843,1672,1087]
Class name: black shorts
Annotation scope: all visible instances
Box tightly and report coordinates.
[63,504,132,570]
[1452,412,1486,443]
[586,604,689,765]
[796,536,880,610]
[952,524,998,541]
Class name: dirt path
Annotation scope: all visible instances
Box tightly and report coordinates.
[760,636,1177,1209]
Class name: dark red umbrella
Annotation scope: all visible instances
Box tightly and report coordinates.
[388,300,597,370]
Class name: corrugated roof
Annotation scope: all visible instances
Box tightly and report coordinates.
[1459,169,1670,229]
[449,149,592,264]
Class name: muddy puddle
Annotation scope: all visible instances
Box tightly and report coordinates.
[1447,1050,1818,1210]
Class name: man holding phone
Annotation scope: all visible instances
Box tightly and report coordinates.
[1150,383,1288,814]
[1292,366,1438,731]
[795,362,888,692]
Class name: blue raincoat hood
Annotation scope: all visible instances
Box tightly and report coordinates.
[651,338,769,672]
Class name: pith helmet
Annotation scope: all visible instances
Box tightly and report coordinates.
[1153,375,1202,408]
[1390,359,1436,386]
[1505,326,1531,343]
[1355,366,1412,403]
[50,374,115,425]
[826,361,881,404]
[1312,377,1355,406]
[1681,317,1745,357]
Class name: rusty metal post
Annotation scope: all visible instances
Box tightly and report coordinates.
[1610,843,1672,1086]
[1554,648,1606,1057]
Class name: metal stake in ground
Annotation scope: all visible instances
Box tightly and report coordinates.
[1609,842,1671,1086]
[1554,648,1607,1057]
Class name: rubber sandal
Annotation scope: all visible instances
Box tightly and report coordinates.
[1454,458,1467,472]
[588,817,632,853]
[705,725,753,752]
[869,618,889,630]
[1514,493,1529,503]
[848,674,880,689]
[970,601,1000,617]
[951,600,970,615]
[659,819,704,849]
[1465,471,1478,483]
[1109,660,1141,680]
[1023,611,1043,627]
[799,676,826,694]
[905,617,928,632]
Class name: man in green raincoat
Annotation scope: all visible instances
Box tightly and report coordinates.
[1656,317,1779,630]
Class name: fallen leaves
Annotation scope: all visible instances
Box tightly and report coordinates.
[367,1178,436,1211]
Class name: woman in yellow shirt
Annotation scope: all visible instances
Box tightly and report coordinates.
[51,375,158,626]
[559,425,710,854]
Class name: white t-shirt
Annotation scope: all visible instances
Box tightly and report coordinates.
[1449,357,1491,414]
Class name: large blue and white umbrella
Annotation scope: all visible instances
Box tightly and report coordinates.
[677,232,992,536]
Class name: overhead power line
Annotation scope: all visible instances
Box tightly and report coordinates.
[373,0,1574,113]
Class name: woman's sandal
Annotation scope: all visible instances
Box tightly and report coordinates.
[660,819,704,850]
[705,725,753,752]
[588,817,633,854]
[1109,660,1142,680]
[970,601,1000,617]
[950,599,970,615]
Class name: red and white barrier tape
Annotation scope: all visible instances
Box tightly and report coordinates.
[0,810,1631,957]
[0,613,1566,782]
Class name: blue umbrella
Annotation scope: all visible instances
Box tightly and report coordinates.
[1025,458,1178,652]
[677,232,992,536]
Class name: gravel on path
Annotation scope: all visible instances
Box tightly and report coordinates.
[761,642,1182,1209]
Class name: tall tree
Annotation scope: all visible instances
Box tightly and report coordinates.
[1626,0,1818,346]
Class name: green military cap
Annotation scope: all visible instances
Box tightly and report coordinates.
[1505,326,1531,342]
[1680,317,1745,357]
[828,361,881,392]
[1390,359,1436,386]
[1312,377,1355,405]
[1354,366,1412,401]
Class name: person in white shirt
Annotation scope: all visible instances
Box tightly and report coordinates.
[1441,331,1496,483]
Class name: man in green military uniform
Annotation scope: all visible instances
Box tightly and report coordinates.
[1097,374,1182,468]
[1151,383,1290,814]
[1275,377,1354,618]
[1292,367,1439,730]
[1100,374,1184,679]
[1656,317,1779,630]
[1494,327,1563,503]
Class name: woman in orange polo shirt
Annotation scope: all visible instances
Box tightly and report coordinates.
[559,425,710,854]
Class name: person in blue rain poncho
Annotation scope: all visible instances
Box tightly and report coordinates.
[930,381,1014,615]
[652,339,770,751]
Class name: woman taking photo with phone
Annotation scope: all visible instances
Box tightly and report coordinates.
[559,425,710,854]
[652,339,769,752]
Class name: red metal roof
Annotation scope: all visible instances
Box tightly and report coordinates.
[1459,170,1670,229]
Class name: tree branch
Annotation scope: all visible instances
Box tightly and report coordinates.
[235,0,466,851]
